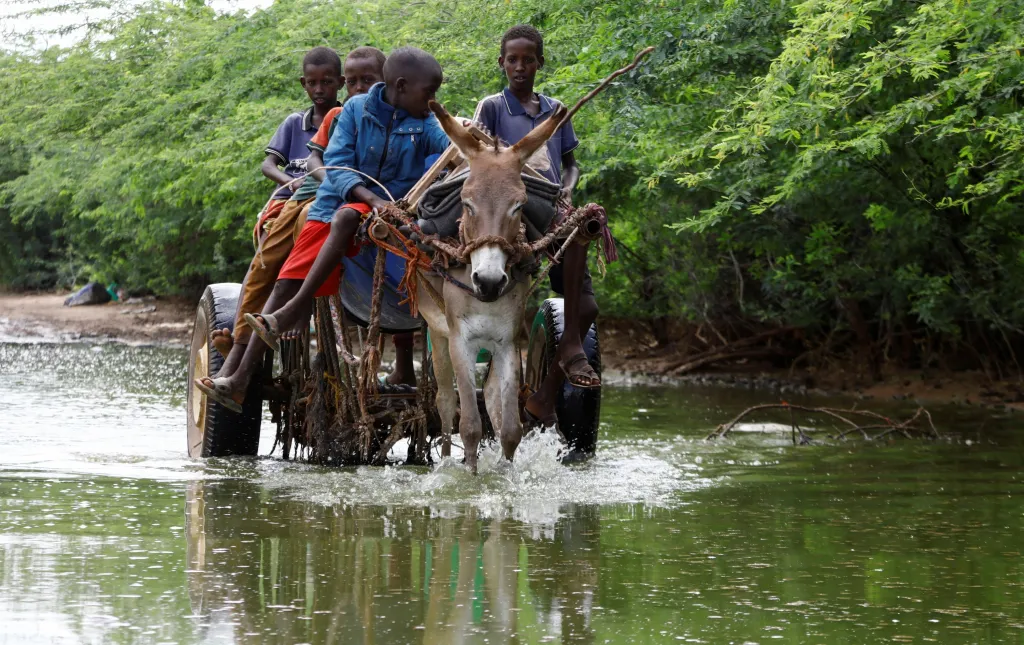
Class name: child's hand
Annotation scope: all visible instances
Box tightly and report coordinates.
[559,187,573,205]
[368,197,391,212]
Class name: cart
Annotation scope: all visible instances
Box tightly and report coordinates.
[185,243,601,465]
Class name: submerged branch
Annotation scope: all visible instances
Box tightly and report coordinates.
[707,403,940,442]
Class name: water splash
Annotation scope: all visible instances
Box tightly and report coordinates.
[258,430,708,523]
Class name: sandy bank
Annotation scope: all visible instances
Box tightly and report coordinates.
[0,292,193,346]
[2,291,1021,412]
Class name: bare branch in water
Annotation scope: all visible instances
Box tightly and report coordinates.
[707,403,940,442]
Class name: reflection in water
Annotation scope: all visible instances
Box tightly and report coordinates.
[185,479,600,644]
[4,464,1024,644]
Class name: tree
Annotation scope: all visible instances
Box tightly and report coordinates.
[2,0,1023,370]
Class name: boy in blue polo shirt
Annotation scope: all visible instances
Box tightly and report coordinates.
[474,25,601,428]
[196,47,449,412]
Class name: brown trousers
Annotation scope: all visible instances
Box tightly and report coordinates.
[233,198,312,343]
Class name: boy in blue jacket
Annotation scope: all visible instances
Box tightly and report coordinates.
[196,47,449,412]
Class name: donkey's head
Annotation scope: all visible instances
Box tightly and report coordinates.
[429,100,566,301]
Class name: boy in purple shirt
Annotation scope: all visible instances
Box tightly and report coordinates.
[211,47,382,380]
[213,47,343,363]
[260,47,344,207]
[474,25,601,428]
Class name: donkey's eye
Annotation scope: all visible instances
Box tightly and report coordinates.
[508,202,524,217]
[463,200,476,216]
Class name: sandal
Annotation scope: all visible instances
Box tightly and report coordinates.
[244,313,281,352]
[194,377,243,414]
[558,352,601,389]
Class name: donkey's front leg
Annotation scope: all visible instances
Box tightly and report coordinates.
[489,344,523,461]
[429,333,458,458]
[449,335,483,472]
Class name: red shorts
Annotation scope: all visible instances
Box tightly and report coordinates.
[278,203,373,297]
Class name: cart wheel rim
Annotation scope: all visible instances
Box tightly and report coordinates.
[189,335,209,454]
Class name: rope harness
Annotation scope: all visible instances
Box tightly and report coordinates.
[362,199,614,317]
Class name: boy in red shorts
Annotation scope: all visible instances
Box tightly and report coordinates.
[212,46,385,380]
[197,47,449,412]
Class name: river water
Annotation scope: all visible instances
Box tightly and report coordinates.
[1,339,1022,644]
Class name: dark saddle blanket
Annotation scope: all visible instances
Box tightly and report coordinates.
[415,169,560,242]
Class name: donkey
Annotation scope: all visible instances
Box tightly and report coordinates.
[415,99,568,473]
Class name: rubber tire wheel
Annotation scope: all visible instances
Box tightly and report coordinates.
[525,298,601,461]
[186,283,263,458]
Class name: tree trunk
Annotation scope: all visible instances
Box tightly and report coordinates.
[840,297,881,382]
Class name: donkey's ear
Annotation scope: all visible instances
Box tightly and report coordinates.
[511,104,567,168]
[429,100,483,160]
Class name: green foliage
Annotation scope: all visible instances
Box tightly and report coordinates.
[2,0,1024,360]
[666,0,1024,346]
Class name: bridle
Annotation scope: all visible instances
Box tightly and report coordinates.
[431,210,533,303]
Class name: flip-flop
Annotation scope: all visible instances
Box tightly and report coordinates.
[194,377,243,414]
[558,352,601,389]
[244,313,281,352]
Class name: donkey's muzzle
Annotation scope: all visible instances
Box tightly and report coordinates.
[471,271,509,302]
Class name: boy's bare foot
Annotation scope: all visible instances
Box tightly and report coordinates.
[211,328,233,359]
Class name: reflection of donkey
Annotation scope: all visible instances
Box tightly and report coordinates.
[416,100,569,473]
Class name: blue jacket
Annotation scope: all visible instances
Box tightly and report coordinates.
[306,83,450,223]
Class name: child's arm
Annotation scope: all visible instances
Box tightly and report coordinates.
[349,185,390,210]
[264,113,300,188]
[560,151,580,203]
[306,149,325,183]
[261,154,294,187]
[558,112,582,203]
[306,106,341,183]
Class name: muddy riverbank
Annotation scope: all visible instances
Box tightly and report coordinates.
[3,291,1021,411]
[0,292,193,345]
[602,321,1024,411]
